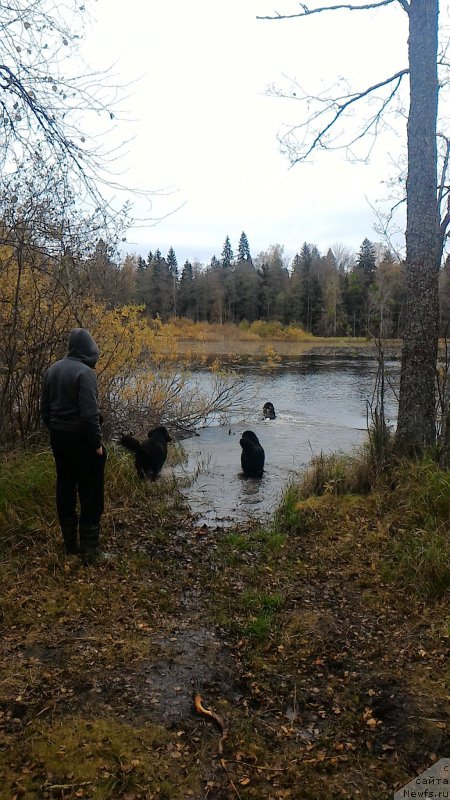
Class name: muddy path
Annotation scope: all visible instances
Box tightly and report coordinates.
[0,499,448,800]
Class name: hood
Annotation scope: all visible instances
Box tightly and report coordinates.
[67,328,99,368]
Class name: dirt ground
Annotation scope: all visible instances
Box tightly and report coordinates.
[0,497,448,800]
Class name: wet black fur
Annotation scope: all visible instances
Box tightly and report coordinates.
[263,402,276,420]
[120,426,172,480]
[240,430,265,478]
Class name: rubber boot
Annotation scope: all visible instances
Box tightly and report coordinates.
[60,517,79,555]
[79,523,100,566]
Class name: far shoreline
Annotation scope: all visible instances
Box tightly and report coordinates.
[173,337,403,359]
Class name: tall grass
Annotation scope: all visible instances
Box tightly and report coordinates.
[383,459,450,599]
[293,446,377,499]
[384,525,450,600]
[0,445,180,552]
[276,448,450,600]
[0,449,56,545]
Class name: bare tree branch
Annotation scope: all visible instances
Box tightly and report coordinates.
[0,0,159,229]
[257,0,404,21]
[369,196,406,260]
[437,134,450,217]
[275,69,408,163]
[437,135,450,259]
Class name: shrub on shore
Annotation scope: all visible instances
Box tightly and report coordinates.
[165,317,311,341]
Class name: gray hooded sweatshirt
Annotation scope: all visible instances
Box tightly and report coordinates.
[40,328,102,447]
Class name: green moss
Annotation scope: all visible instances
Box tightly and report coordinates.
[0,716,201,799]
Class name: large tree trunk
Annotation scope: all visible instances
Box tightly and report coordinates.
[396,0,440,454]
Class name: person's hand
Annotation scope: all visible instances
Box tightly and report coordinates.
[96,446,103,456]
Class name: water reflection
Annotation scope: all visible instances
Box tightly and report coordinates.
[173,355,399,527]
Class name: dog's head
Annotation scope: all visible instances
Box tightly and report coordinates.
[148,425,172,442]
[263,402,275,418]
[240,430,260,447]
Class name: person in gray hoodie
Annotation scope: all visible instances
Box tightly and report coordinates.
[41,328,106,563]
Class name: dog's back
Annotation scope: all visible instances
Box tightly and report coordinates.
[120,426,171,480]
[240,430,265,478]
[120,434,143,456]
[142,427,171,476]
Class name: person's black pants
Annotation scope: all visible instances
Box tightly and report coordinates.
[50,431,106,526]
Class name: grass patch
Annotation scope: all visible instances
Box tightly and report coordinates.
[211,527,288,643]
[391,457,450,523]
[294,448,375,498]
[0,444,186,552]
[383,525,450,600]
[222,526,285,563]
[241,590,285,642]
[275,449,450,600]
[1,716,201,800]
[0,448,56,542]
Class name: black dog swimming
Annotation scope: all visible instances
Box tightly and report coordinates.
[263,402,276,420]
[120,426,172,480]
[240,430,265,478]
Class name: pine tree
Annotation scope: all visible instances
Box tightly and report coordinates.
[299,243,312,330]
[256,262,271,320]
[353,238,377,334]
[342,270,367,336]
[209,255,226,323]
[166,247,179,318]
[136,251,156,315]
[179,260,195,318]
[147,251,160,317]
[88,239,121,306]
[166,247,178,277]
[255,245,290,322]
[237,231,252,263]
[290,253,304,323]
[320,249,346,336]
[221,236,234,268]
[234,260,258,321]
[309,273,324,334]
[356,238,376,282]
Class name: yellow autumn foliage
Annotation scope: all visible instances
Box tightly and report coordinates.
[0,248,248,444]
[159,317,311,342]
[0,247,178,441]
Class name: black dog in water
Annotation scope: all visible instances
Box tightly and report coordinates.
[120,426,172,480]
[263,402,276,420]
[240,430,265,478]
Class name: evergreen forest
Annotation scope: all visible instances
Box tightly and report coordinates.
[103,233,450,338]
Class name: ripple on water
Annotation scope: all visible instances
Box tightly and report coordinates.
[173,356,399,526]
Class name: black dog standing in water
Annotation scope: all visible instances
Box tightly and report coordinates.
[120,426,172,480]
[240,430,265,478]
[263,402,276,420]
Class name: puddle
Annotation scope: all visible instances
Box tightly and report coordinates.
[139,626,237,725]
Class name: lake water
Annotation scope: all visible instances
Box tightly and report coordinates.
[172,355,399,526]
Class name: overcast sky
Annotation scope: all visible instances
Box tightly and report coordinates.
[83,0,413,265]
